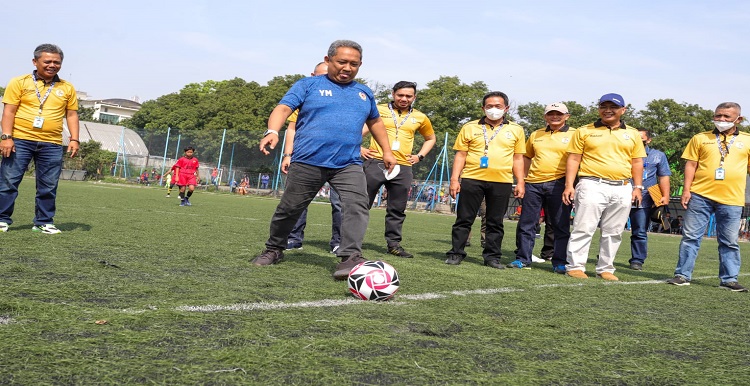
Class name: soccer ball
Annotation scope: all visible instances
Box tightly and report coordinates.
[347,260,400,301]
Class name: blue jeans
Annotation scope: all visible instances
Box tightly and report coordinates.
[675,193,742,283]
[628,193,655,265]
[515,178,570,266]
[287,187,342,249]
[0,139,63,225]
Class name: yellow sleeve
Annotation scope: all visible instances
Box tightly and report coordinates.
[681,135,700,161]
[513,127,526,154]
[568,127,586,154]
[453,124,472,151]
[525,131,536,159]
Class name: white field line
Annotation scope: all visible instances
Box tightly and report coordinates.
[165,274,749,314]
[0,316,13,324]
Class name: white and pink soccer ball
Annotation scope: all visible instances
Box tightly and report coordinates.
[347,260,400,301]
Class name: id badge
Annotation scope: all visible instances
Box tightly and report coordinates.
[715,167,725,180]
[480,156,489,169]
[391,140,400,151]
[33,116,45,129]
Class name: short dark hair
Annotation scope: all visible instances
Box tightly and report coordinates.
[716,102,741,114]
[482,91,509,107]
[327,40,362,59]
[34,44,64,61]
[637,128,652,140]
[184,146,195,152]
[392,81,417,93]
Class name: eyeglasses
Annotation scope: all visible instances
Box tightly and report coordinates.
[598,105,623,111]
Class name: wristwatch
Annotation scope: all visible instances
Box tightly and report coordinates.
[633,185,645,190]
[417,154,424,161]
[0,134,12,140]
[263,129,279,137]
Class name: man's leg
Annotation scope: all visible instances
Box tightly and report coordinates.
[515,182,543,266]
[540,212,555,260]
[0,139,36,226]
[32,141,64,225]
[329,186,342,251]
[383,165,413,249]
[567,180,606,273]
[287,208,308,247]
[628,193,653,267]
[715,203,742,284]
[363,159,386,209]
[596,184,632,275]
[447,179,483,259]
[483,181,512,263]
[328,164,370,258]
[674,193,713,281]
[545,179,571,269]
[265,163,325,250]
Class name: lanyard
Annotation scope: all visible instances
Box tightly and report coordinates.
[31,72,56,115]
[387,102,412,140]
[715,132,738,167]
[481,122,504,156]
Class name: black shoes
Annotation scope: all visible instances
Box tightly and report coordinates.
[444,254,464,265]
[388,245,413,258]
[251,249,284,266]
[720,281,748,292]
[629,262,643,271]
[484,259,505,270]
[333,252,367,280]
[666,276,690,286]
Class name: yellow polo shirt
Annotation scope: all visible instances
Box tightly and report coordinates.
[287,109,299,123]
[682,130,750,206]
[367,103,434,166]
[2,73,78,145]
[568,120,646,181]
[454,117,525,183]
[525,125,576,183]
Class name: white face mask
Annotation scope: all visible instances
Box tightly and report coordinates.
[714,120,736,132]
[485,107,505,121]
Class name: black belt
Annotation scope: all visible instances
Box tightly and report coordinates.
[579,176,629,186]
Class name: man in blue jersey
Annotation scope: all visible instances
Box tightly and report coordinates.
[254,39,396,280]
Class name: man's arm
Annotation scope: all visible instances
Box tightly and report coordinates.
[366,118,395,170]
[0,104,18,158]
[512,153,525,198]
[562,153,582,205]
[281,121,296,174]
[681,160,697,209]
[522,156,532,178]
[409,134,437,165]
[259,105,293,155]
[630,157,644,204]
[656,175,671,206]
[66,109,80,157]
[449,151,467,199]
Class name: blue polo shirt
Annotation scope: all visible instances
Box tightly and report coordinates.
[642,146,671,190]
[280,75,379,168]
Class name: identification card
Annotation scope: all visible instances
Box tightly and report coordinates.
[33,116,45,129]
[391,140,400,151]
[715,167,725,180]
[480,156,489,169]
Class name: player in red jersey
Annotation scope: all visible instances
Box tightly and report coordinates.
[174,146,200,206]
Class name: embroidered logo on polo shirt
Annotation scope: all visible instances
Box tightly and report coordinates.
[359,92,367,101]
[319,90,333,96]
[623,134,631,140]
[737,141,744,149]
[56,90,65,97]
[505,132,512,139]
[561,137,570,144]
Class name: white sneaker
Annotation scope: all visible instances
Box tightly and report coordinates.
[330,245,340,254]
[32,224,62,234]
[0,222,8,232]
[531,255,546,263]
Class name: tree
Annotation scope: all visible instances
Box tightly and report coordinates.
[78,103,95,122]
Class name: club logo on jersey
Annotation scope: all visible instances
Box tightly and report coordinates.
[411,118,417,124]
[319,90,333,96]
[623,134,630,140]
[56,90,65,97]
[505,132,512,139]
[359,92,367,101]
[737,141,744,149]
[561,137,570,144]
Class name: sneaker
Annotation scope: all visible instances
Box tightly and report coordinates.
[179,200,186,206]
[531,255,545,263]
[166,194,171,198]
[484,259,505,269]
[720,281,748,292]
[185,199,192,206]
[32,224,61,234]
[597,272,619,281]
[388,245,413,258]
[506,259,530,269]
[0,222,8,232]
[286,242,303,250]
[330,245,340,254]
[566,269,588,279]
[629,262,643,271]
[251,248,284,266]
[445,254,464,265]
[666,276,690,286]
[553,264,567,274]
[333,252,367,280]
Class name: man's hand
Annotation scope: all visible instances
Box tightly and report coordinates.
[562,186,575,206]
[657,196,670,206]
[259,134,279,155]
[67,141,80,158]
[681,191,691,209]
[449,180,461,199]
[513,183,525,199]
[631,189,643,206]
[281,157,291,174]
[0,139,14,158]
[382,152,397,172]
[360,147,375,160]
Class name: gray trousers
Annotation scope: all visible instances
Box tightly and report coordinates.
[266,162,369,258]
[363,159,413,247]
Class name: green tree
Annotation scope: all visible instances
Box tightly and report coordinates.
[78,103,95,122]
[62,140,117,179]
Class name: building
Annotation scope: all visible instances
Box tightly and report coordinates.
[79,98,142,124]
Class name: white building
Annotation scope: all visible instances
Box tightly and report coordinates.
[79,98,142,124]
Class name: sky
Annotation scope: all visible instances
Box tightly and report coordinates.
[2,1,748,112]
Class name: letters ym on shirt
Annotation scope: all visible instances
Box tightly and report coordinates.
[319,90,333,96]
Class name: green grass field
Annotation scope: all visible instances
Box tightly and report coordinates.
[1,180,749,385]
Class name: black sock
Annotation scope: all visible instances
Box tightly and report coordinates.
[187,191,193,198]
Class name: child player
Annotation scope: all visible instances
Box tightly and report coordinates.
[174,146,200,206]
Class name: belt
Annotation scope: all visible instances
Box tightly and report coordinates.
[579,176,629,186]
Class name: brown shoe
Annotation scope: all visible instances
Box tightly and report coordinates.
[566,269,588,279]
[251,248,284,266]
[597,272,619,281]
[333,252,367,280]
